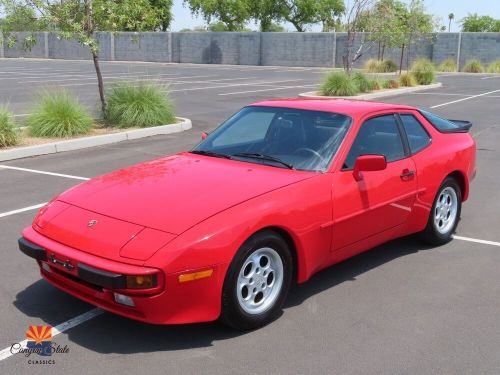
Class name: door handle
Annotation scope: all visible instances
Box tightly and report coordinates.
[400,169,415,180]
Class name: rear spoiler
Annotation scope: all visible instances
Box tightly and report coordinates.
[445,120,472,133]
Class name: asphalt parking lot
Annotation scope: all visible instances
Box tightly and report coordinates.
[1,59,499,374]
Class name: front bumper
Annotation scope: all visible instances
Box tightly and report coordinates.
[20,226,228,324]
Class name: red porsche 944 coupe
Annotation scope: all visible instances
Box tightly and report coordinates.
[19,99,476,330]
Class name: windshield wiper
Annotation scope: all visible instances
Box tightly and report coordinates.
[191,150,232,159]
[232,153,294,169]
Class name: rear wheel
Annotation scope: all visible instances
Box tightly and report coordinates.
[420,177,462,245]
[220,230,293,330]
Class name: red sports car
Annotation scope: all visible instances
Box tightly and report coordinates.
[19,99,476,330]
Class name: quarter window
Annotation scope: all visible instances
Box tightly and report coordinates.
[344,115,405,169]
[400,114,431,154]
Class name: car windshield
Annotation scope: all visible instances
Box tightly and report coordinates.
[192,106,352,172]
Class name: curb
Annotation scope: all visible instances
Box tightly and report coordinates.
[0,117,192,162]
[299,83,443,100]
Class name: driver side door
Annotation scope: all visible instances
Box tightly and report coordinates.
[331,114,417,250]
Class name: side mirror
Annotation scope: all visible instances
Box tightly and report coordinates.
[201,132,208,140]
[353,155,387,181]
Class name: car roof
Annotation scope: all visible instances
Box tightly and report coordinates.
[250,98,416,117]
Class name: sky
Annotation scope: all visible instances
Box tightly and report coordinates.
[171,0,500,32]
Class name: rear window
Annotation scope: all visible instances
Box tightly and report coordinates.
[419,110,462,131]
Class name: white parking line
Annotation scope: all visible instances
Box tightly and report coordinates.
[57,74,219,87]
[453,235,500,247]
[0,165,90,181]
[169,79,304,93]
[431,89,500,108]
[410,92,473,97]
[0,308,104,361]
[218,84,317,96]
[0,203,47,219]
[480,76,500,80]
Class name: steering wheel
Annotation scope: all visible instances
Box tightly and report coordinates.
[293,148,326,163]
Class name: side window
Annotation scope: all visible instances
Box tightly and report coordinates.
[343,115,405,169]
[400,114,431,154]
[212,111,275,148]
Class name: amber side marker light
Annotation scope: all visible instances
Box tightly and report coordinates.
[178,269,213,283]
[126,275,157,289]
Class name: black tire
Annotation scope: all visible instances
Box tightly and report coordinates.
[420,177,462,245]
[220,230,293,330]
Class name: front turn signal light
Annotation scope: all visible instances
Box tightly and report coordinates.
[178,269,213,283]
[126,274,157,289]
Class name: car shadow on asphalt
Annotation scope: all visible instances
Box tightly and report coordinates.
[13,235,436,354]
[285,235,435,308]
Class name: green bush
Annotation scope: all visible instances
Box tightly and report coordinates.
[320,72,359,96]
[381,79,391,89]
[0,107,19,147]
[364,59,398,73]
[379,59,398,73]
[27,91,92,138]
[462,59,485,73]
[352,72,371,93]
[411,58,435,85]
[487,60,500,73]
[399,73,417,87]
[368,79,381,91]
[364,59,380,73]
[106,81,176,128]
[437,58,457,72]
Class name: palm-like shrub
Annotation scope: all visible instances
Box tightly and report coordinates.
[462,59,485,73]
[0,107,19,147]
[352,72,371,92]
[106,81,176,128]
[438,58,457,72]
[27,91,92,138]
[364,59,380,73]
[320,72,359,96]
[379,59,398,73]
[487,60,500,73]
[411,59,435,85]
[399,73,417,87]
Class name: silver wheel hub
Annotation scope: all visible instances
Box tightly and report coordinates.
[237,247,284,315]
[434,187,458,234]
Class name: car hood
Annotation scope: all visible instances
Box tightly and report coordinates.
[56,152,314,235]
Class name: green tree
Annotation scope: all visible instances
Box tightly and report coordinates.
[448,12,454,32]
[249,0,282,31]
[317,0,345,32]
[1,0,171,116]
[150,0,174,31]
[461,13,500,32]
[183,0,251,31]
[279,0,343,32]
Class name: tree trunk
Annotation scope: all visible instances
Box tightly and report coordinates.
[381,44,386,60]
[92,51,107,117]
[399,44,405,75]
[377,41,381,60]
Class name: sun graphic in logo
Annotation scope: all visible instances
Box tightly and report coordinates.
[26,325,52,345]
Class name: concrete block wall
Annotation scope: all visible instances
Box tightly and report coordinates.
[114,32,171,62]
[459,33,500,68]
[1,31,499,68]
[261,33,335,67]
[4,32,46,58]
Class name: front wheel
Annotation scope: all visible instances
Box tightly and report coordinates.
[420,177,462,245]
[220,230,293,330]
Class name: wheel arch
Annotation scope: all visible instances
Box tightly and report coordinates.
[447,170,469,201]
[253,226,300,284]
